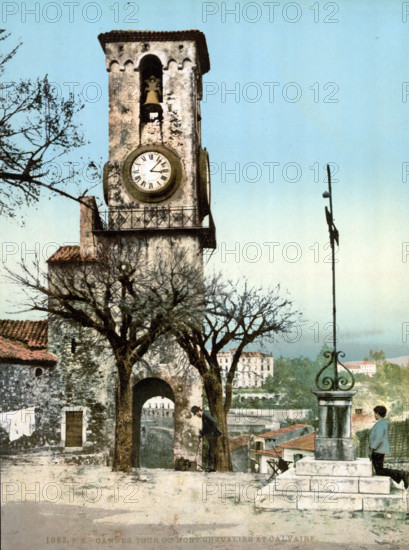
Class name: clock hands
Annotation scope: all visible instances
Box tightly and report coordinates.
[150,160,162,173]
[150,160,169,174]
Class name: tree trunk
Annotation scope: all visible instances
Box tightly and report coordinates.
[203,371,232,472]
[112,368,133,472]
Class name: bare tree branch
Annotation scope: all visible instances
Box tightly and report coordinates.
[0,33,97,222]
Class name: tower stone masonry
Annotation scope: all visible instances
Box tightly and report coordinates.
[0,31,215,469]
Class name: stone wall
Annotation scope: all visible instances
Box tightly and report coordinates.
[0,328,116,455]
[47,320,116,455]
[0,362,62,451]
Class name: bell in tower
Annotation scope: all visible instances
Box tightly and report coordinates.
[143,75,163,121]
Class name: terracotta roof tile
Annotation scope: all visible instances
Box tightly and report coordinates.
[257,424,309,439]
[47,245,97,263]
[256,448,284,459]
[0,320,48,348]
[279,432,316,452]
[0,336,57,365]
[0,320,57,365]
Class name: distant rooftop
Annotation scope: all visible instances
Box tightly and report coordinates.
[47,245,97,263]
[256,424,309,439]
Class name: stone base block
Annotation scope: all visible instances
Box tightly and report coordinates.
[359,476,391,494]
[255,457,408,512]
[363,492,408,512]
[296,457,373,477]
[315,436,356,461]
[275,468,360,493]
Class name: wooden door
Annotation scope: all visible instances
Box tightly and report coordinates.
[65,411,83,447]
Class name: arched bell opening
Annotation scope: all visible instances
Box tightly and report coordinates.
[132,377,175,468]
[139,55,163,123]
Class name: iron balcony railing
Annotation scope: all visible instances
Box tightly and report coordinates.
[97,206,216,248]
[100,206,200,231]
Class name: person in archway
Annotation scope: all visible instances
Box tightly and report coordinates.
[191,406,221,472]
[369,405,409,489]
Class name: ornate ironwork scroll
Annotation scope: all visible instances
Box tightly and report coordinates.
[316,165,355,391]
[315,350,355,391]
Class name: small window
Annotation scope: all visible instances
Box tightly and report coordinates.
[35,367,43,377]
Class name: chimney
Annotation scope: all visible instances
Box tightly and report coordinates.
[80,196,101,256]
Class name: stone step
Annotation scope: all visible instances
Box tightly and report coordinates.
[359,476,391,494]
[295,456,373,477]
[271,468,391,495]
[256,487,408,512]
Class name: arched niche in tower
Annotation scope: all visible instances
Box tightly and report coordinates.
[139,54,163,123]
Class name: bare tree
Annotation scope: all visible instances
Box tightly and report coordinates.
[0,31,95,222]
[6,238,203,471]
[173,274,300,471]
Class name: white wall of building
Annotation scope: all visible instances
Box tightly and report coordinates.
[218,350,274,388]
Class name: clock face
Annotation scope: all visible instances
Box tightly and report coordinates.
[122,145,181,203]
[131,151,172,192]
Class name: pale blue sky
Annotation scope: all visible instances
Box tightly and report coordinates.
[1,0,408,360]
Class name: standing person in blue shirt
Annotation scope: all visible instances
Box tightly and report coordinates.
[191,406,222,472]
[369,405,409,489]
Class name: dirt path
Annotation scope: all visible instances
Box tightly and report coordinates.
[1,458,409,550]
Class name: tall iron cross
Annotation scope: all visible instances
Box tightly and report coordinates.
[315,164,355,391]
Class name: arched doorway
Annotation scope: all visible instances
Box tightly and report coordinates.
[132,378,175,468]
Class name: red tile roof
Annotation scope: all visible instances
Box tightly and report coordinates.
[0,320,48,348]
[47,245,97,263]
[0,336,57,365]
[256,424,309,439]
[0,320,57,365]
[256,447,284,459]
[279,432,316,452]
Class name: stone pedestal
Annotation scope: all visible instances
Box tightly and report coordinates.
[256,457,408,512]
[313,390,356,461]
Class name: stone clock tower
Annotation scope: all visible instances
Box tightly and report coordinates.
[97,30,214,243]
[95,30,215,467]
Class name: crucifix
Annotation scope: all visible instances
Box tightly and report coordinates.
[315,164,355,392]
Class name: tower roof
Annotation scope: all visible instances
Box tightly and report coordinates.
[98,30,210,74]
